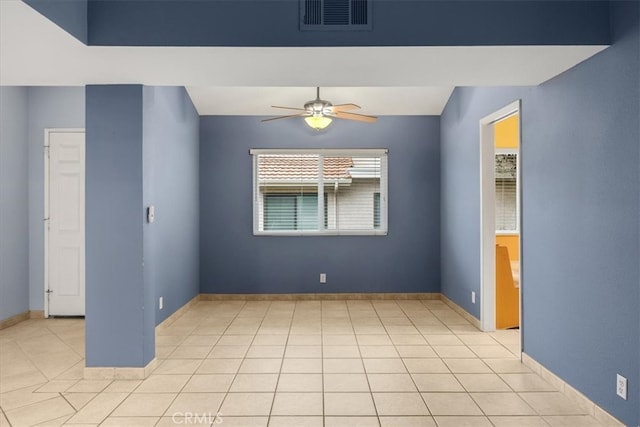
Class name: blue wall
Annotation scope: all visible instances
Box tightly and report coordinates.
[0,87,29,321]
[25,0,87,44]
[85,0,609,47]
[142,86,200,324]
[27,87,85,311]
[440,85,531,319]
[200,116,440,294]
[0,86,85,320]
[440,2,639,424]
[85,85,153,367]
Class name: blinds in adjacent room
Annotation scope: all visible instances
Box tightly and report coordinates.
[251,149,388,235]
[495,153,518,232]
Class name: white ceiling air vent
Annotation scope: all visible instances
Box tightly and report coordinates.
[300,0,372,31]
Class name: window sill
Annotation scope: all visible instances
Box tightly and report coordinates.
[253,230,388,237]
[496,230,519,235]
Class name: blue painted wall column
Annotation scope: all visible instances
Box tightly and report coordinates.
[85,85,154,368]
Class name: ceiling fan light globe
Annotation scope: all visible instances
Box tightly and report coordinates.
[305,115,332,130]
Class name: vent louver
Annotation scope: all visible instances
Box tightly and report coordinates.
[300,0,372,31]
[324,0,349,25]
[303,0,322,25]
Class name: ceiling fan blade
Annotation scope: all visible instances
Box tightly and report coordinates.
[271,105,307,111]
[261,113,307,122]
[330,103,361,112]
[334,111,378,123]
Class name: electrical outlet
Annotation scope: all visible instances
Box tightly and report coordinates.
[159,296,163,310]
[320,273,326,284]
[471,291,476,304]
[616,374,627,400]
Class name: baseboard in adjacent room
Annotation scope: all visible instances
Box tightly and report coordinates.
[0,311,30,330]
[0,310,46,330]
[29,310,44,319]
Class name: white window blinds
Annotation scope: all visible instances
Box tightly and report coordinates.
[495,153,518,232]
[251,149,388,236]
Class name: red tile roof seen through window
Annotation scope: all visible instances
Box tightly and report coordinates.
[258,155,353,181]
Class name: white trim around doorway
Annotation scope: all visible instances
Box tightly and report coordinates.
[479,101,522,337]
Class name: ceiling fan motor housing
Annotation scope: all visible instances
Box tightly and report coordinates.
[304,99,333,116]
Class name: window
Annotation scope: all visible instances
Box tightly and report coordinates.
[495,152,518,232]
[251,149,388,235]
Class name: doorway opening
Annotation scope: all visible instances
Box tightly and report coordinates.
[479,101,522,355]
[44,129,86,317]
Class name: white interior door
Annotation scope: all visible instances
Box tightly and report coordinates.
[46,130,85,316]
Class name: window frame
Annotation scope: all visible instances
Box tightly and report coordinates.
[251,148,388,236]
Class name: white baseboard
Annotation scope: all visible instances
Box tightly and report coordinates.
[84,357,158,380]
[439,294,481,329]
[0,310,45,330]
[156,294,201,331]
[199,292,440,301]
[522,353,625,426]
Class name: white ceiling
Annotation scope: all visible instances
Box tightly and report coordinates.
[0,0,607,115]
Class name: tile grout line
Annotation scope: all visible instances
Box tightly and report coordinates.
[59,386,99,423]
[2,392,64,422]
[152,302,229,424]
[0,300,607,427]
[12,335,57,388]
[0,407,13,427]
[44,320,85,360]
[215,299,267,420]
[414,299,539,423]
[115,300,246,423]
[349,300,383,427]
[267,300,294,424]
[397,299,447,420]
[367,300,401,424]
[424,299,496,422]
[410,301,453,416]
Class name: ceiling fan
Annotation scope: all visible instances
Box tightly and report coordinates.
[262,87,377,130]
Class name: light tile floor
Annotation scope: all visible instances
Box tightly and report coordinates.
[0,299,604,426]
